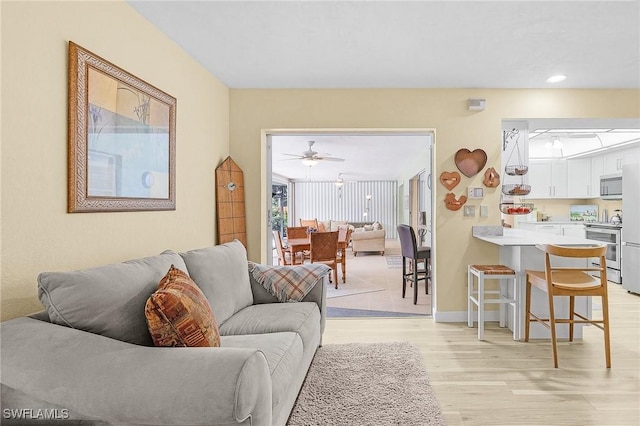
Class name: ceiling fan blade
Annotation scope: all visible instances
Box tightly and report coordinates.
[317,157,345,162]
[281,153,304,158]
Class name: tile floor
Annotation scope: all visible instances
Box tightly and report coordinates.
[325,239,432,316]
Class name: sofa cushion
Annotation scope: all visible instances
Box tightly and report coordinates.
[145,266,220,347]
[37,250,186,346]
[330,220,349,232]
[180,240,253,326]
[220,302,321,356]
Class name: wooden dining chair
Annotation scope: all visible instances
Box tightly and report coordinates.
[273,230,303,266]
[299,218,319,229]
[310,231,339,288]
[286,226,310,259]
[525,244,611,368]
[397,224,431,304]
[336,227,352,283]
[286,226,309,239]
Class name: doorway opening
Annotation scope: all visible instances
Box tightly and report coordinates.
[264,129,436,317]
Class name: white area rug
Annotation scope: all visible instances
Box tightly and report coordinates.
[287,342,446,425]
[385,255,403,269]
[326,286,385,299]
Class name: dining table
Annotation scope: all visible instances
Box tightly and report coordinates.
[287,232,349,279]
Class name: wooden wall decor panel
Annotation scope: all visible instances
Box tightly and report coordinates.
[215,157,247,247]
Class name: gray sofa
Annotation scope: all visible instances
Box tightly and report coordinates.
[0,240,328,426]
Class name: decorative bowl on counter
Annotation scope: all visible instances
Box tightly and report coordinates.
[500,203,534,215]
[501,184,531,196]
[505,165,528,176]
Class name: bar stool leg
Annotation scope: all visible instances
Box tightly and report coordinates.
[499,279,506,328]
[477,271,485,340]
[467,266,474,328]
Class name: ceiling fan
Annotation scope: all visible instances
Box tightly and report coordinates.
[281,141,346,166]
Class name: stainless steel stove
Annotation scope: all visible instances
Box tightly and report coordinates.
[585,222,622,283]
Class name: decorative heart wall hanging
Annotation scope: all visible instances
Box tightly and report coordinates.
[482,167,500,188]
[439,171,461,190]
[454,148,487,178]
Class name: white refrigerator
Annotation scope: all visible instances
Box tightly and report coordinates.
[622,161,640,294]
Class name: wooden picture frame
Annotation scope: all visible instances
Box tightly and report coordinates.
[68,41,176,212]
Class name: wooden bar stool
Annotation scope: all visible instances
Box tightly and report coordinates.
[468,264,518,341]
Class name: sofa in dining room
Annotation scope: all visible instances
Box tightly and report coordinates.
[313,220,385,256]
[350,221,386,256]
[0,240,329,426]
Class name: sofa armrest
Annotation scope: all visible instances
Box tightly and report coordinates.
[250,265,328,336]
[1,317,272,426]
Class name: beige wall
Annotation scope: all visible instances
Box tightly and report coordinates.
[229,89,639,316]
[1,1,229,320]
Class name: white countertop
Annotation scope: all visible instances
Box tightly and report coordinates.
[474,228,606,247]
[519,221,586,225]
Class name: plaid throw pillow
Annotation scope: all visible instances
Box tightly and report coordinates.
[145,265,220,347]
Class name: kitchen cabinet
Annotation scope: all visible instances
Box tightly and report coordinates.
[567,158,593,198]
[519,222,584,237]
[561,224,585,238]
[602,146,639,175]
[590,156,604,195]
[519,222,562,235]
[528,160,568,198]
[603,150,624,175]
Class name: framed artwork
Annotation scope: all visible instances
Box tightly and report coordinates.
[68,41,176,212]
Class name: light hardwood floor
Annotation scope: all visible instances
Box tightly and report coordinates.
[322,282,640,425]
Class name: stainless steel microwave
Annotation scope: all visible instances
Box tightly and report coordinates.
[600,173,622,199]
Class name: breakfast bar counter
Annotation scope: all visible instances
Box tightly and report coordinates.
[473,227,605,340]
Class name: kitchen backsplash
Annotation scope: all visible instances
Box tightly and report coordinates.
[527,199,622,222]
[569,205,598,222]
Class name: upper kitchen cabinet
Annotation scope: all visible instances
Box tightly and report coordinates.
[567,157,594,198]
[593,145,639,178]
[528,159,568,198]
[603,150,625,175]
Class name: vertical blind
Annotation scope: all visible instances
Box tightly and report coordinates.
[292,181,398,239]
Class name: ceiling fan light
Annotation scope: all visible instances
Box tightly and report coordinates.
[553,138,563,149]
[334,180,344,187]
[301,158,318,167]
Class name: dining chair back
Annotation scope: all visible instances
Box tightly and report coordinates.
[310,231,339,288]
[286,226,311,259]
[286,226,308,239]
[525,243,611,368]
[397,224,431,304]
[299,218,319,229]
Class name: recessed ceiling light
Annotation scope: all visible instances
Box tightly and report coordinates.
[546,74,567,83]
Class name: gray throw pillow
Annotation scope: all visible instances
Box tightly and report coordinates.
[180,240,253,326]
[38,250,186,346]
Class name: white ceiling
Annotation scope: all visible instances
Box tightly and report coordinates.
[129,1,639,89]
[271,134,431,181]
[128,1,640,181]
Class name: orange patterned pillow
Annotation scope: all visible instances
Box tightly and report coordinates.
[145,265,220,347]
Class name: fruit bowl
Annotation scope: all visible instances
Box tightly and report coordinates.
[505,165,528,176]
[500,203,534,215]
[502,184,531,196]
